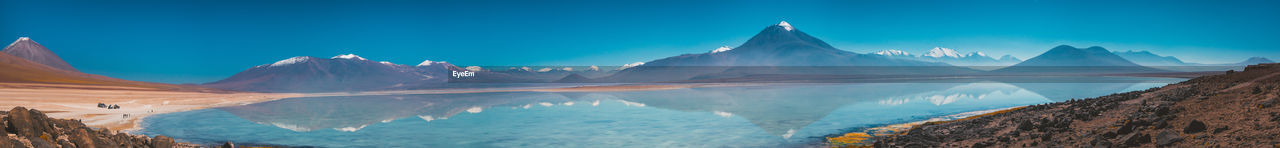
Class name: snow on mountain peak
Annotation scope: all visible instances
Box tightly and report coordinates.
[270,56,312,67]
[777,21,793,31]
[332,54,367,60]
[417,60,445,66]
[923,47,965,58]
[17,37,30,41]
[967,52,987,57]
[874,50,911,56]
[619,62,645,70]
[710,46,732,53]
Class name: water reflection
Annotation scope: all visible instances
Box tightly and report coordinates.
[141,77,1183,147]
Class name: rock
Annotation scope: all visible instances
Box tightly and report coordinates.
[1259,98,1276,108]
[1212,126,1230,134]
[1153,119,1169,129]
[1102,131,1117,139]
[5,107,47,138]
[1183,120,1206,134]
[1089,138,1112,148]
[1018,120,1035,131]
[219,141,235,148]
[57,138,74,148]
[0,107,189,148]
[151,135,175,148]
[1119,133,1151,147]
[71,129,95,148]
[1117,121,1140,135]
[971,141,994,148]
[1156,130,1183,146]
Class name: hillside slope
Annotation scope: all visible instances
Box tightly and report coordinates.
[0,52,224,92]
[875,63,1280,147]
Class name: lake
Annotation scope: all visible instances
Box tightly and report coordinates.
[138,77,1185,147]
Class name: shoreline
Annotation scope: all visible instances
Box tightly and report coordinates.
[824,106,1027,146]
[0,82,303,132]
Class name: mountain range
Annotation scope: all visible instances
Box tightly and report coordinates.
[6,22,1274,93]
[201,54,459,92]
[1114,50,1274,66]
[992,45,1168,74]
[594,21,975,82]
[874,47,1022,66]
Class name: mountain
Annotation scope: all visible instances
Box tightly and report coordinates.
[1113,50,1190,66]
[878,47,1022,66]
[202,54,453,92]
[2,37,78,72]
[640,21,944,67]
[997,55,1022,63]
[598,21,967,82]
[1230,57,1274,65]
[0,40,221,92]
[873,50,911,57]
[993,45,1166,74]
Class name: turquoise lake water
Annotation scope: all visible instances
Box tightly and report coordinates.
[138,77,1184,147]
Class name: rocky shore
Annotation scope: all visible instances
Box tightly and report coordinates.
[0,106,196,148]
[871,63,1280,147]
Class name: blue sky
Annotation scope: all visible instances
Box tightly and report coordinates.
[2,0,1278,84]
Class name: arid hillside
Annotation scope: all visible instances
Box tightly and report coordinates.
[875,63,1280,147]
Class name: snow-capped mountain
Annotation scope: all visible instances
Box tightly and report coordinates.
[709,46,732,53]
[630,21,946,67]
[203,54,454,92]
[1,37,222,92]
[618,62,645,70]
[873,47,1021,66]
[922,47,965,58]
[2,37,78,72]
[873,50,911,56]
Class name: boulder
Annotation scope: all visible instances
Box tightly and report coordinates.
[150,135,175,148]
[71,129,95,148]
[219,141,236,148]
[1183,120,1206,134]
[5,107,47,138]
[1212,126,1230,134]
[1118,133,1151,147]
[1155,130,1182,146]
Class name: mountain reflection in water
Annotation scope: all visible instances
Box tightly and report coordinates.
[139,77,1184,147]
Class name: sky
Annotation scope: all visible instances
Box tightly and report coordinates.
[2,0,1278,84]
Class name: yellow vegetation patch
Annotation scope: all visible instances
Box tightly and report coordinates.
[825,106,1027,147]
[827,132,872,147]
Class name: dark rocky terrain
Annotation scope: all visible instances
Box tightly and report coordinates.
[0,106,191,148]
[874,63,1280,147]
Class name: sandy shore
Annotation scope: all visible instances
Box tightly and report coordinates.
[0,82,303,131]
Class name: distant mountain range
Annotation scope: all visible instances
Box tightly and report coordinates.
[594,21,974,82]
[1114,50,1274,66]
[992,45,1167,74]
[202,54,459,92]
[873,47,1022,66]
[0,37,222,92]
[7,22,1275,93]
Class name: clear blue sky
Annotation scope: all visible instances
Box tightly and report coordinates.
[2,0,1278,84]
